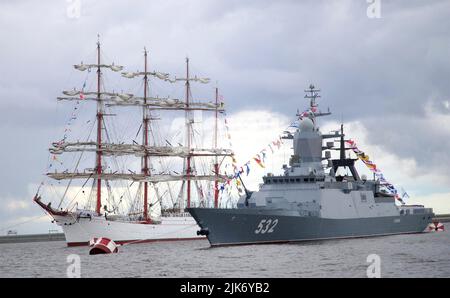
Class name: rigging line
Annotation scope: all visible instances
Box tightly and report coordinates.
[77,46,98,70]
[152,188,167,210]
[163,181,177,209]
[38,152,53,195]
[148,120,177,208]
[218,155,228,168]
[53,84,90,175]
[65,173,93,210]
[81,65,91,90]
[57,117,96,209]
[129,183,142,215]
[135,123,142,139]
[107,79,144,199]
[102,117,124,213]
[161,173,178,207]
[105,179,116,211]
[86,179,96,210]
[163,183,177,209]
[193,179,203,207]
[176,180,185,210]
[191,125,211,183]
[102,116,135,215]
[47,181,61,205]
[115,80,143,144]
[0,214,49,232]
[219,111,239,198]
[149,79,165,99]
[150,185,163,215]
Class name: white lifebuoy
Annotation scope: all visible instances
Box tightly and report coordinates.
[426,222,445,232]
[89,237,119,255]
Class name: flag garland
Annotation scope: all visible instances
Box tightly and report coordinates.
[217,103,298,194]
[346,140,405,204]
[218,132,286,194]
[253,154,265,168]
[216,100,311,195]
[218,92,323,195]
[47,78,89,171]
[216,102,407,206]
[298,105,318,122]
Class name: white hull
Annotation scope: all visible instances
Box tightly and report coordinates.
[52,213,203,246]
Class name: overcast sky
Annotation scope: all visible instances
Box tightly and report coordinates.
[1,0,450,234]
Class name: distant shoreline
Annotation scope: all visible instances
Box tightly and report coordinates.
[0,233,65,244]
[434,214,450,223]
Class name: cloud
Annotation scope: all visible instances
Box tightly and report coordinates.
[6,200,30,211]
[0,190,54,234]
[1,1,450,232]
[409,192,450,214]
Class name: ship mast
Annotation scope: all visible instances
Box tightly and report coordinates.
[95,38,103,215]
[213,87,219,208]
[185,57,192,208]
[143,48,150,222]
[301,84,331,119]
[50,48,233,214]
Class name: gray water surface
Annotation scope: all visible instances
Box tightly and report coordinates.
[0,232,449,277]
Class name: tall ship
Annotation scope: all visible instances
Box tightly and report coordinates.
[189,85,434,247]
[34,40,232,246]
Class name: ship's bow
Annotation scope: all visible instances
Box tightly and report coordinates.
[187,207,292,246]
[187,208,230,246]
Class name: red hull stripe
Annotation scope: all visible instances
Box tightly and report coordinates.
[67,237,204,247]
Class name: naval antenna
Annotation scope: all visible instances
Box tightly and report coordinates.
[339,123,345,161]
[300,84,331,118]
[238,175,251,206]
[304,84,321,109]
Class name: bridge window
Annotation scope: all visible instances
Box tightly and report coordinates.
[360,193,367,203]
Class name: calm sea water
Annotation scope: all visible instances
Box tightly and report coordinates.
[0,232,449,278]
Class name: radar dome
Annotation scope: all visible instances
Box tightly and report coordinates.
[299,117,314,132]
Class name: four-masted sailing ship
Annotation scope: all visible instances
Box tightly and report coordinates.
[33,40,233,246]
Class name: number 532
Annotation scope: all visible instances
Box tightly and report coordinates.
[254,219,278,234]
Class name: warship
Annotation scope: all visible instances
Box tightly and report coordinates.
[188,85,434,247]
[33,39,232,246]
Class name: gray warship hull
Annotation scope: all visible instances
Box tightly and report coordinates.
[188,208,433,247]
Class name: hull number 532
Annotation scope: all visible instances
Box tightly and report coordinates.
[254,219,278,234]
